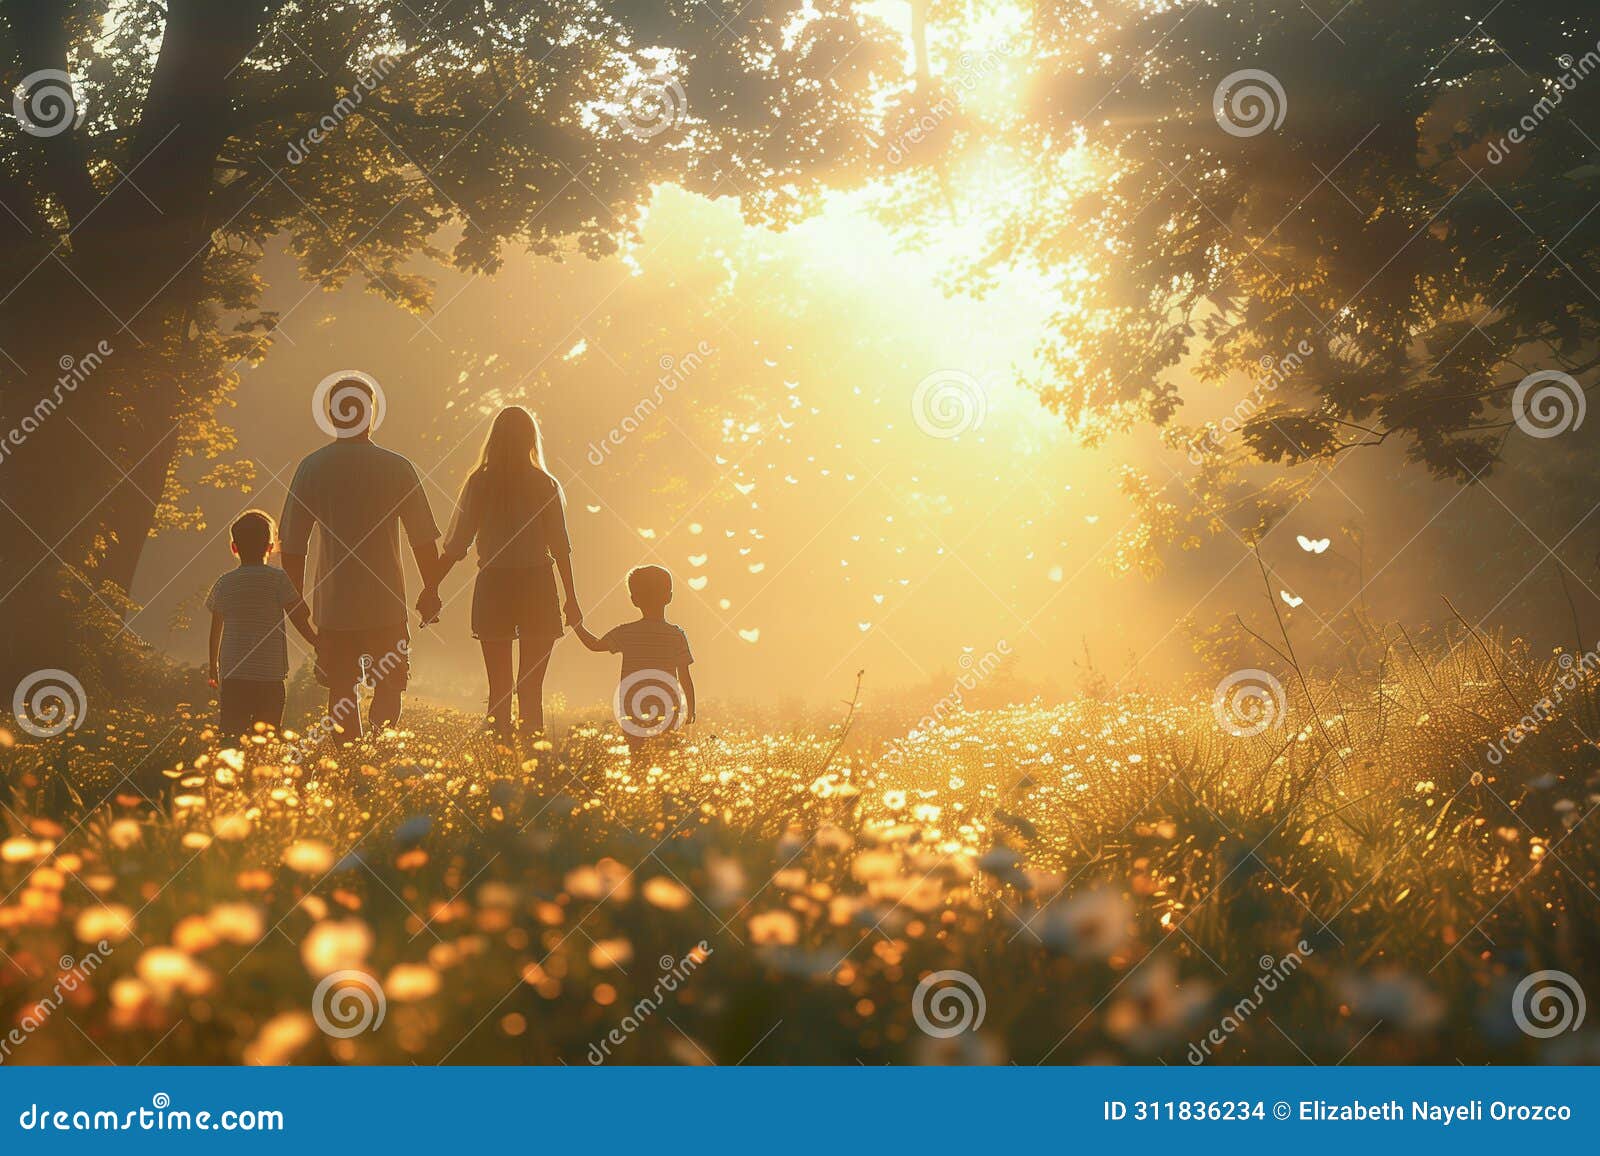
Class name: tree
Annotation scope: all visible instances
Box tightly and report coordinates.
[0,0,900,686]
[898,0,1600,564]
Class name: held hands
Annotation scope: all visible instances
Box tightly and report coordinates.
[417,585,442,626]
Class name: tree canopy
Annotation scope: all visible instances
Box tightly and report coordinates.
[0,0,901,679]
[883,1,1600,556]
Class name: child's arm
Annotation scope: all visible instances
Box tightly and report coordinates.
[208,612,224,688]
[571,622,609,652]
[287,599,318,649]
[679,665,696,724]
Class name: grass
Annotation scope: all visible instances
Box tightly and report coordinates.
[2,629,1599,1066]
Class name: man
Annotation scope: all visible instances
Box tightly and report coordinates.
[281,375,443,740]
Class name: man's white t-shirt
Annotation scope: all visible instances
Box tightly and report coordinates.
[280,440,439,631]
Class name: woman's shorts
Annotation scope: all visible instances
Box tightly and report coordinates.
[471,565,562,643]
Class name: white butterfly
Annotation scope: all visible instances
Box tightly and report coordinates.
[1280,590,1304,608]
[1296,535,1331,554]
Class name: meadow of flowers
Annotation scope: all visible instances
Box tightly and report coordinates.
[2,633,1598,1066]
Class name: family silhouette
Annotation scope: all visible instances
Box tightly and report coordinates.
[204,376,695,751]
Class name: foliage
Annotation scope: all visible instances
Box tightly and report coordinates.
[2,629,1598,1064]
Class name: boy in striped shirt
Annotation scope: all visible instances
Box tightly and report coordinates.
[207,510,319,739]
[572,564,696,758]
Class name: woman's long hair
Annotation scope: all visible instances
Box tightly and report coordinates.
[473,406,553,519]
[476,405,547,476]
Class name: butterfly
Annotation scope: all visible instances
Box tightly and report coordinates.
[1280,590,1304,608]
[1296,535,1331,554]
[688,554,708,567]
[738,628,760,643]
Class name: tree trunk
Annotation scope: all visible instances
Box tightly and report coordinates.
[0,0,275,692]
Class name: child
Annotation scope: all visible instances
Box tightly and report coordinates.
[572,565,696,755]
[207,510,319,739]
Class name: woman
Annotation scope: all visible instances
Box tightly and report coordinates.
[428,406,581,739]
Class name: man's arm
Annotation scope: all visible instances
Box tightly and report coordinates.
[411,538,443,624]
[287,600,318,648]
[208,612,224,688]
[679,665,696,724]
[279,459,314,597]
[401,464,444,623]
[282,552,307,597]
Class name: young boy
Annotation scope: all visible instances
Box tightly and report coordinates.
[207,510,319,739]
[572,565,696,755]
